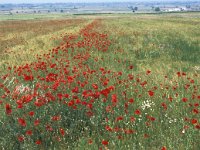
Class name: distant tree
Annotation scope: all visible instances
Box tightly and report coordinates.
[48,10,50,13]
[155,7,160,12]
[186,5,191,9]
[129,6,138,12]
[60,9,64,13]
[128,6,133,10]
[134,7,138,11]
[34,10,36,13]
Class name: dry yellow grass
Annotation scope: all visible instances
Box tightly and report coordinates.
[0,19,91,71]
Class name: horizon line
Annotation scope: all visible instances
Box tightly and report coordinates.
[0,0,197,4]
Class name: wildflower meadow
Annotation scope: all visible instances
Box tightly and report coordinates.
[0,14,200,150]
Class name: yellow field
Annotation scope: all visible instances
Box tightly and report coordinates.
[0,18,90,70]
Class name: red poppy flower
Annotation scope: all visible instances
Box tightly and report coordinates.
[29,111,34,117]
[116,116,123,122]
[72,87,79,93]
[182,72,186,76]
[26,130,33,136]
[88,139,93,144]
[161,146,167,150]
[68,100,74,107]
[146,70,151,75]
[193,108,199,114]
[34,119,40,126]
[23,94,33,103]
[86,111,94,117]
[106,105,112,112]
[24,74,34,81]
[101,88,110,97]
[129,98,134,103]
[161,102,167,110]
[195,124,200,129]
[64,94,69,98]
[18,135,25,142]
[129,65,134,69]
[108,86,115,91]
[111,94,118,103]
[102,140,109,145]
[177,72,181,77]
[130,116,135,122]
[50,63,56,68]
[75,99,81,104]
[118,71,122,76]
[87,103,93,109]
[60,128,65,136]
[35,140,42,145]
[194,103,199,107]
[92,84,98,90]
[168,97,173,102]
[182,97,188,102]
[5,103,12,115]
[144,133,149,138]
[57,93,63,100]
[140,81,147,87]
[18,118,26,127]
[135,109,141,115]
[46,125,53,131]
[150,117,156,121]
[51,116,61,121]
[191,119,198,124]
[190,79,194,83]
[128,74,134,80]
[105,125,112,131]
[148,91,154,97]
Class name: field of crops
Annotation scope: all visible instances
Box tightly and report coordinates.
[0,13,200,150]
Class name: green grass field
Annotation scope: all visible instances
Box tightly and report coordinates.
[0,12,199,150]
[0,14,74,21]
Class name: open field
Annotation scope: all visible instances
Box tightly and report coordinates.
[0,13,200,150]
[0,17,90,71]
[0,14,75,21]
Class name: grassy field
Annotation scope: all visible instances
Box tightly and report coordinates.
[0,13,200,150]
[0,17,91,72]
[0,14,75,21]
[100,13,200,74]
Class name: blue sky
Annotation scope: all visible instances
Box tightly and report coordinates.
[0,0,193,4]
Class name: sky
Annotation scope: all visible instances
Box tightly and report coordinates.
[0,0,195,4]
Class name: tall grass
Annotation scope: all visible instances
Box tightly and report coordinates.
[0,13,199,150]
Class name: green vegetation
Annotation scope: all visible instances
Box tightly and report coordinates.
[99,13,200,75]
[155,7,161,12]
[0,13,199,150]
[0,14,74,21]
